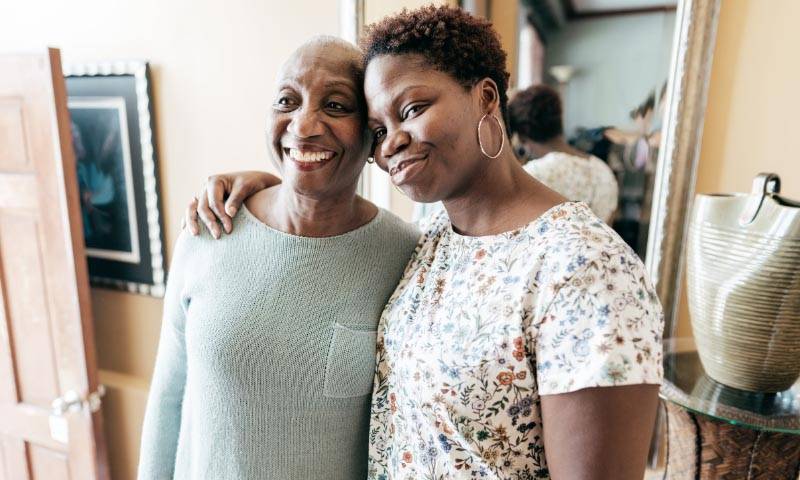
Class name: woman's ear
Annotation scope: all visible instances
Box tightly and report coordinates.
[476,77,501,115]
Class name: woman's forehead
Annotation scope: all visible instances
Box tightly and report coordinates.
[277,47,361,90]
[365,56,454,102]
[364,54,441,91]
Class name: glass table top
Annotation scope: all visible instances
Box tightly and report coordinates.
[660,338,800,434]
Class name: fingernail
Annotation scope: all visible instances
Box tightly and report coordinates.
[224,224,231,234]
[227,206,237,216]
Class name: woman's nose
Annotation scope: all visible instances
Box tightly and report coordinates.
[287,107,324,138]
[380,129,411,159]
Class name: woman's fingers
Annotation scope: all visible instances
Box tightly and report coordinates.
[224,183,251,217]
[186,172,269,238]
[196,191,222,239]
[207,178,232,233]
[185,197,200,235]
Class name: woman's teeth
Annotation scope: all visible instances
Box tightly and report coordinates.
[391,160,415,175]
[289,149,334,163]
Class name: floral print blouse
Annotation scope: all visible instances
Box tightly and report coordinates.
[524,152,619,224]
[368,202,663,480]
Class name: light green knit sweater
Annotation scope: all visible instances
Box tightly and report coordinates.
[137,206,419,480]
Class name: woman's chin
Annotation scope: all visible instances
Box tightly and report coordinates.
[398,184,442,205]
[283,177,356,200]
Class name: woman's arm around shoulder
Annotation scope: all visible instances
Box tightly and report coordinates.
[184,171,280,238]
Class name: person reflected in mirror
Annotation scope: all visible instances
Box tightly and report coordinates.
[185,7,663,480]
[605,87,664,255]
[509,84,619,224]
[137,37,419,480]
[647,82,669,149]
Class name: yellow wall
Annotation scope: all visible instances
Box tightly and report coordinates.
[0,0,338,478]
[676,0,800,337]
[490,0,519,89]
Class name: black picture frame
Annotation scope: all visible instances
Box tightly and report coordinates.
[65,61,166,297]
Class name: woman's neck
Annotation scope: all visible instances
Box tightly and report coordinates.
[247,185,376,238]
[443,148,565,236]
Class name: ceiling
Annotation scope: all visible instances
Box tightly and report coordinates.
[521,0,677,39]
[569,0,677,14]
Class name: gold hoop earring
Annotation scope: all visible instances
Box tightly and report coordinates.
[477,113,505,159]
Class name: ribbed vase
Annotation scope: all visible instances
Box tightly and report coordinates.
[686,173,800,392]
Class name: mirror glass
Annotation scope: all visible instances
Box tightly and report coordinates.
[448,0,679,259]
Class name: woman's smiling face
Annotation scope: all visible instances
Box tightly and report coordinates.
[268,41,369,198]
[365,54,490,204]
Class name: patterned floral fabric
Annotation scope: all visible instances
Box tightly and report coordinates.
[368,202,663,480]
[523,152,619,224]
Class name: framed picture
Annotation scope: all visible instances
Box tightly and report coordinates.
[64,60,166,297]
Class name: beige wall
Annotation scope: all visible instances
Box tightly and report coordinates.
[0,1,338,478]
[365,0,456,22]
[676,0,800,337]
[489,0,519,90]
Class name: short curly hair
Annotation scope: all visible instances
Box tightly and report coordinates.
[508,84,563,143]
[360,5,511,126]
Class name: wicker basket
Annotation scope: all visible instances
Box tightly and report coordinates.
[687,173,800,392]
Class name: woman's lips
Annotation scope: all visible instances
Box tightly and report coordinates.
[389,155,428,185]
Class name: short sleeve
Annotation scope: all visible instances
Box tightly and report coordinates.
[531,249,664,396]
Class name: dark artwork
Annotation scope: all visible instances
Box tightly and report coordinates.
[66,67,165,296]
[70,104,135,257]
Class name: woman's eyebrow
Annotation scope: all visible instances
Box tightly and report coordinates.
[367,85,431,124]
[275,80,297,91]
[394,85,428,100]
[324,80,357,93]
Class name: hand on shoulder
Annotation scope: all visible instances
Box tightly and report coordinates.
[183,171,279,239]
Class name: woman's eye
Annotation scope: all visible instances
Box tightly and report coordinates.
[403,104,425,120]
[275,97,295,109]
[326,101,345,110]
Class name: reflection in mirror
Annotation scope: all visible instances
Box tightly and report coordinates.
[459,0,678,259]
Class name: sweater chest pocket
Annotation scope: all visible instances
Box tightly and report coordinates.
[323,323,378,398]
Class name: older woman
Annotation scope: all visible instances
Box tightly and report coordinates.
[190,7,663,480]
[137,37,419,480]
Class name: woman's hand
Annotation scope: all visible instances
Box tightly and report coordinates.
[184,171,280,238]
